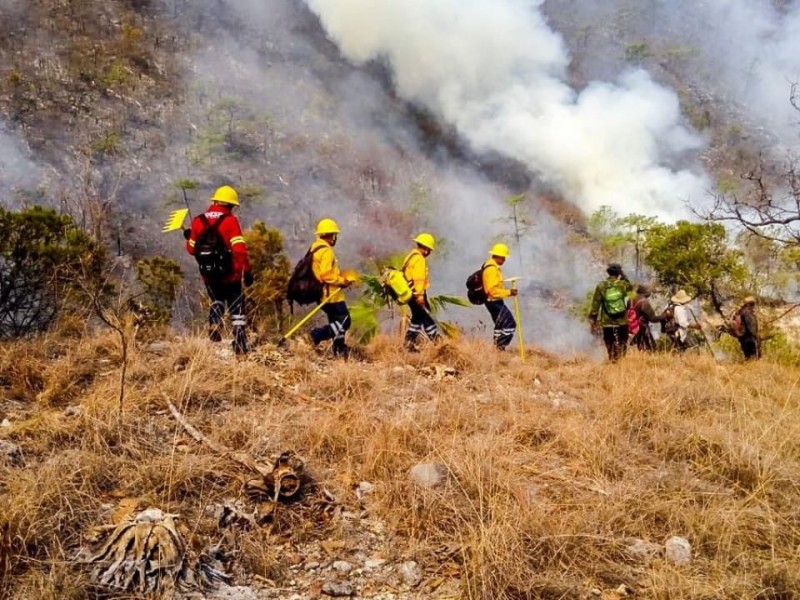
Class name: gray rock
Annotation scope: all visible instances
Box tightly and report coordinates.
[357,481,375,497]
[147,341,173,355]
[398,561,423,587]
[364,558,387,569]
[322,581,354,597]
[332,560,353,573]
[665,536,692,565]
[64,405,83,418]
[409,462,448,488]
[304,561,320,570]
[0,439,22,466]
[626,538,662,562]
[206,584,260,600]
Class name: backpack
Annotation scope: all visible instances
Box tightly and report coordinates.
[194,214,232,279]
[381,255,414,305]
[627,300,643,336]
[465,265,488,305]
[661,304,679,335]
[730,311,745,338]
[601,280,627,318]
[286,246,325,313]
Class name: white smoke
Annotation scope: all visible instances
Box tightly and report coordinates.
[0,122,41,206]
[303,0,710,219]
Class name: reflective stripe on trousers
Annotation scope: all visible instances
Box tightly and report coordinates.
[405,298,438,343]
[486,300,515,349]
[311,302,351,351]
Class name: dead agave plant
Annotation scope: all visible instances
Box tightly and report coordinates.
[85,508,190,594]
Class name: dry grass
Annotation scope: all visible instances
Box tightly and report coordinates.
[2,330,800,599]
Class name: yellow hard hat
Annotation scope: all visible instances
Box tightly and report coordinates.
[315,218,341,236]
[210,185,240,206]
[489,243,510,258]
[413,232,436,250]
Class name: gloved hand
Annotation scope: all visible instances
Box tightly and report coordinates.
[183,228,191,240]
[589,320,600,336]
[243,271,254,287]
[341,280,353,289]
[414,295,426,308]
[510,288,519,296]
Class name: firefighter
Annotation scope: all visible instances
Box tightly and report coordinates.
[186,185,253,355]
[309,218,353,358]
[482,243,517,350]
[403,233,438,351]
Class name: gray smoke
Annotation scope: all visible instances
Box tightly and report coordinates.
[0,123,41,207]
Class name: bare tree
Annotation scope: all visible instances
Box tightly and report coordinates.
[701,88,800,245]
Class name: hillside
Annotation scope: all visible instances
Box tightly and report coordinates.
[2,331,800,599]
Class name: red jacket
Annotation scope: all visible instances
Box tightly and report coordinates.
[186,204,250,284]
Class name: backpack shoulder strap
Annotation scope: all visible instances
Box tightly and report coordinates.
[199,212,228,233]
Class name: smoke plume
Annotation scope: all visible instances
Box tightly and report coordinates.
[303,0,710,219]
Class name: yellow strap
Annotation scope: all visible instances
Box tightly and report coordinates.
[230,236,246,245]
[188,239,195,247]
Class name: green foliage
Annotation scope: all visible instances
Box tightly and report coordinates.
[587,205,658,265]
[188,98,271,166]
[100,58,130,87]
[133,256,183,326]
[0,206,106,338]
[349,271,468,344]
[91,131,120,155]
[244,222,290,333]
[624,41,651,64]
[644,221,746,297]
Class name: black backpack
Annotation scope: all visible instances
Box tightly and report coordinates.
[194,214,232,279]
[465,264,488,305]
[287,246,325,313]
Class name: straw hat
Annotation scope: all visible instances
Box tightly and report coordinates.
[743,295,756,305]
[671,289,692,305]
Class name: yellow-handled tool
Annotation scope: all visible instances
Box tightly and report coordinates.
[162,208,189,233]
[281,297,332,343]
[508,277,525,359]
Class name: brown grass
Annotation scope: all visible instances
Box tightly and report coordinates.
[2,331,800,599]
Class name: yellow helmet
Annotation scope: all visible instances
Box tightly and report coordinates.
[210,185,240,206]
[315,218,341,236]
[413,232,436,250]
[489,243,510,258]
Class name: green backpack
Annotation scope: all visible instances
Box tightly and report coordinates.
[602,281,627,318]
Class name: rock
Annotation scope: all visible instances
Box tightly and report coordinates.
[357,481,375,497]
[664,536,692,565]
[625,538,662,563]
[147,341,172,355]
[332,560,353,573]
[206,584,260,600]
[398,561,423,587]
[364,558,386,569]
[322,581,354,597]
[0,439,22,466]
[305,561,320,570]
[409,462,448,488]
[1,418,11,428]
[64,405,83,418]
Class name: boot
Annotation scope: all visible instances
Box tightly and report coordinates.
[232,326,249,355]
[209,325,222,343]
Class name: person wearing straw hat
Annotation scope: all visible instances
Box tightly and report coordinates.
[669,289,700,351]
[589,263,633,361]
[402,233,439,351]
[732,296,760,360]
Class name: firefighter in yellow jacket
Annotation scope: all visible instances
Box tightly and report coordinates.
[402,233,438,350]
[482,243,517,350]
[309,218,353,357]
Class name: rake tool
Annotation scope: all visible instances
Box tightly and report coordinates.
[162,208,189,233]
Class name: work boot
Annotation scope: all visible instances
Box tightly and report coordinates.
[209,325,222,343]
[332,343,350,359]
[232,327,249,355]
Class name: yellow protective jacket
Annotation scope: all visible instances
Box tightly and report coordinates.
[311,238,348,302]
[402,248,429,300]
[482,258,511,300]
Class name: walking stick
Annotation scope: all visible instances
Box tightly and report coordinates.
[509,278,525,359]
[689,308,715,359]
